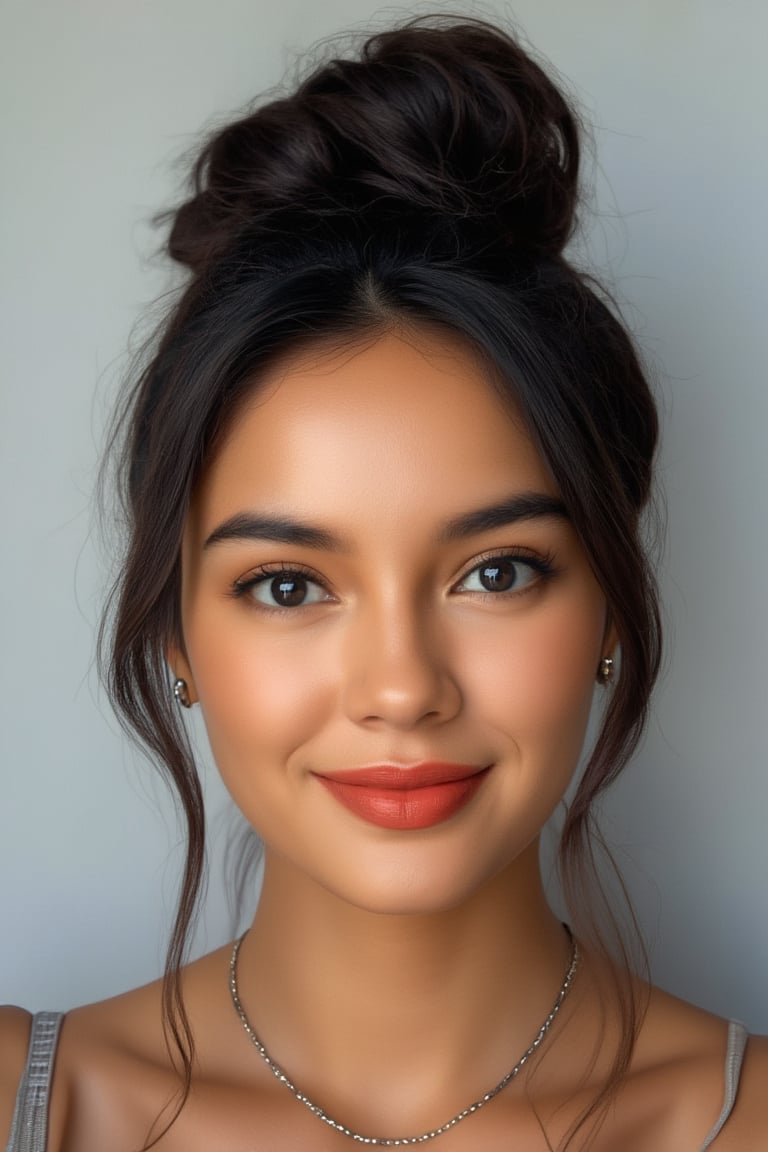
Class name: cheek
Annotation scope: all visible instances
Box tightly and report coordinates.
[460,590,603,760]
[185,612,335,788]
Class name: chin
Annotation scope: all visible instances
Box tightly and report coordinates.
[314,842,519,918]
[327,882,482,919]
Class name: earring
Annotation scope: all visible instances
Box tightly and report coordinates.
[173,677,192,708]
[596,656,614,686]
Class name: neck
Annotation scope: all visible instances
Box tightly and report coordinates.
[234,840,574,1133]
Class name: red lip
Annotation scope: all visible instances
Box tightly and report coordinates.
[314,762,491,830]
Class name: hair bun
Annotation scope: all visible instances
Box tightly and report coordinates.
[169,19,581,272]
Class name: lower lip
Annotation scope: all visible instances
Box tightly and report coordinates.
[315,769,491,830]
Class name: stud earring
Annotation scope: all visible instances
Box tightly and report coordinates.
[173,677,192,708]
[596,656,614,686]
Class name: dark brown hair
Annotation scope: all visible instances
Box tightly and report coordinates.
[102,16,661,1148]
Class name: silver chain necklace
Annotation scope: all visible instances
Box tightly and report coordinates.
[229,928,579,1146]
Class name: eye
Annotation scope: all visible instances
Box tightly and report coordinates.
[454,553,551,595]
[234,568,331,609]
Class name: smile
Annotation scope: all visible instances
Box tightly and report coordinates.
[313,763,492,830]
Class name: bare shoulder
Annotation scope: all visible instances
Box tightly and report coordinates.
[624,983,766,1149]
[51,971,178,1151]
[47,944,236,1152]
[708,1032,768,1150]
[59,941,231,1067]
[0,980,180,1152]
[0,1006,32,1145]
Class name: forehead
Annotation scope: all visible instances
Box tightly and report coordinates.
[194,329,556,531]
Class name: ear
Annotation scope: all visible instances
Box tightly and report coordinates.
[166,642,198,706]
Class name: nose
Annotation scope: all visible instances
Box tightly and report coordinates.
[340,595,462,730]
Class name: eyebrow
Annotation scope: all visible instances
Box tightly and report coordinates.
[204,513,344,551]
[203,493,569,552]
[438,493,569,541]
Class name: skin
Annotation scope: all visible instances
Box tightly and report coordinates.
[1,328,766,1150]
[177,327,610,919]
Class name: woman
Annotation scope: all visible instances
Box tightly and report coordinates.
[2,16,765,1151]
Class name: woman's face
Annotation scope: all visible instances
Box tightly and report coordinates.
[174,328,613,914]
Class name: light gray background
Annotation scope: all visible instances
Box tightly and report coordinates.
[1,1,766,1029]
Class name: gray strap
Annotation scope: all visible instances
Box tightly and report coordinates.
[6,1012,64,1152]
[700,1019,749,1150]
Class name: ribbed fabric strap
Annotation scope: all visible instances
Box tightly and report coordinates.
[700,1019,749,1150]
[6,1012,64,1152]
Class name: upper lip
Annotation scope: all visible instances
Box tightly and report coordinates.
[313,762,489,789]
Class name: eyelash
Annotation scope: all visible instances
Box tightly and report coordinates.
[458,548,558,595]
[230,562,329,612]
[230,549,558,612]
